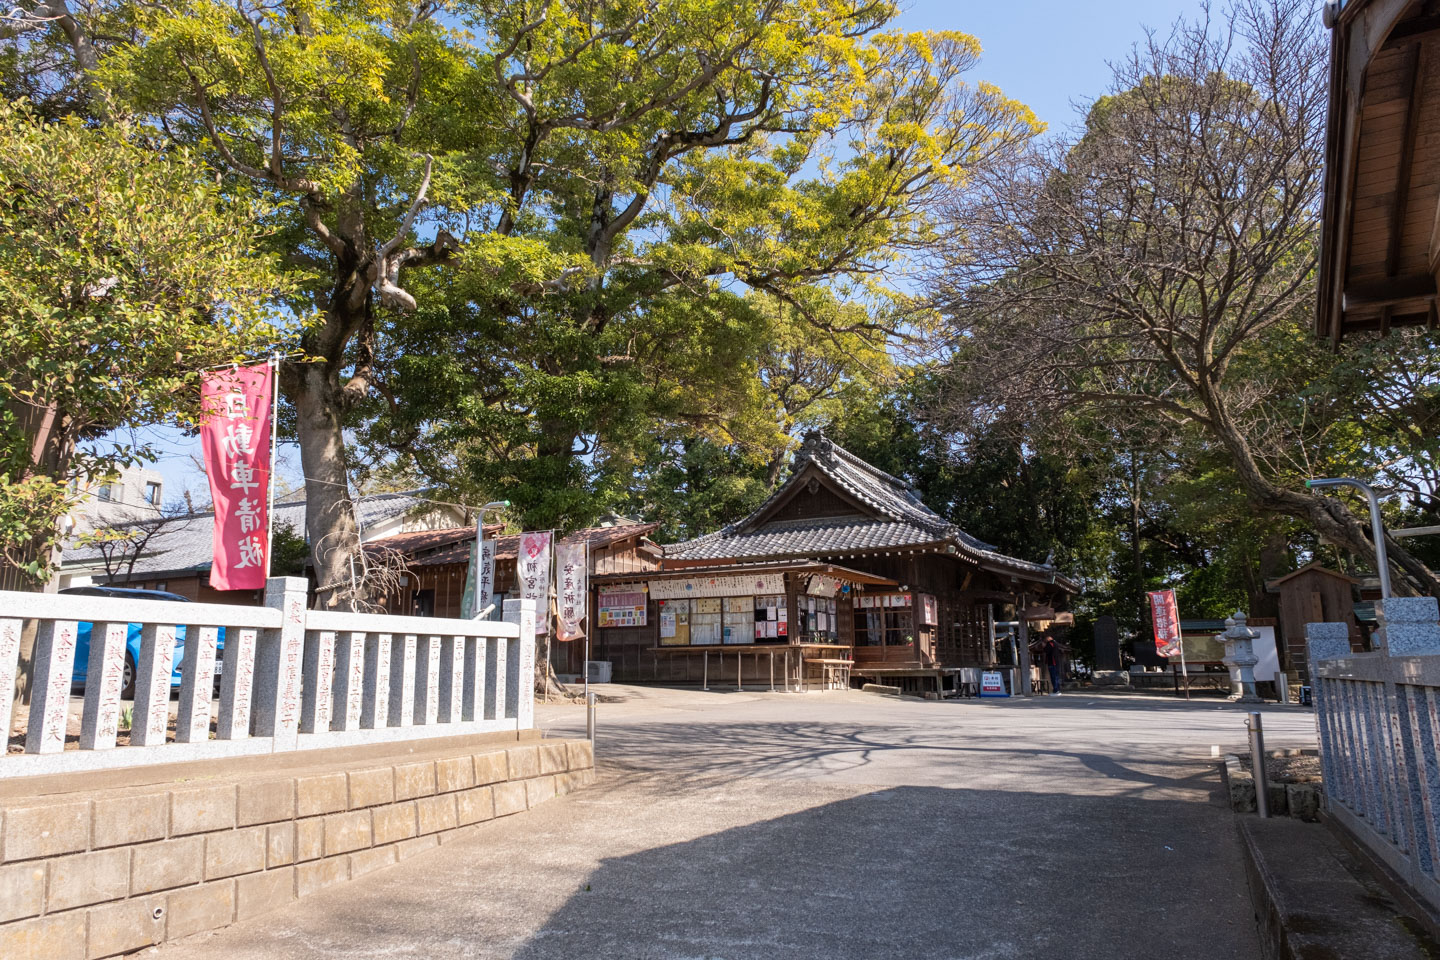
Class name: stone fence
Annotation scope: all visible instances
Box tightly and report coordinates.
[0,577,536,778]
[1307,596,1440,912]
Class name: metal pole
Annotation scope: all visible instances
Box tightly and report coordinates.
[1276,671,1290,705]
[586,692,596,741]
[702,650,708,691]
[1306,478,1392,599]
[1247,712,1269,818]
[265,353,280,577]
[1179,638,1191,701]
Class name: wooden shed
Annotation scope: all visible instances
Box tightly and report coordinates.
[1267,562,1365,680]
[1318,0,1440,342]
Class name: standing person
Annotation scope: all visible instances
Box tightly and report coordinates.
[1041,633,1064,696]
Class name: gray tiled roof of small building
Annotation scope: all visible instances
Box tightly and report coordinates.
[667,431,1064,583]
[62,491,433,575]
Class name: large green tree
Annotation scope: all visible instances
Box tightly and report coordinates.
[0,105,285,584]
[0,0,1041,601]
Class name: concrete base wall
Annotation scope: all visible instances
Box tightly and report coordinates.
[0,733,595,958]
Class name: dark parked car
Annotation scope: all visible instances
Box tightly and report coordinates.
[59,586,226,699]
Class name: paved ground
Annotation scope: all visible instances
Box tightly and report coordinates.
[151,687,1318,960]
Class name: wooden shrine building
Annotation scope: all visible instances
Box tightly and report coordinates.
[1318,0,1440,342]
[589,432,1076,693]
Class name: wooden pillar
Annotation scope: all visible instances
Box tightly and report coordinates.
[1017,593,1033,696]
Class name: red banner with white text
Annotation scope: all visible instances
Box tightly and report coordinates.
[202,363,273,590]
[1147,588,1182,658]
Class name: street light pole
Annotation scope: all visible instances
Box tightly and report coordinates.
[1306,477,1392,599]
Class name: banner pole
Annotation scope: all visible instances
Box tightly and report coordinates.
[265,352,280,578]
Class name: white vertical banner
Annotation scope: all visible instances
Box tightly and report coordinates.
[518,531,552,637]
[474,536,496,618]
[556,540,588,642]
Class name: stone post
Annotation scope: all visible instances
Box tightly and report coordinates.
[174,625,219,744]
[216,627,257,740]
[26,618,80,754]
[1373,596,1440,656]
[130,623,177,748]
[1306,622,1352,807]
[360,632,392,730]
[331,631,366,732]
[387,634,417,727]
[79,622,128,750]
[0,618,22,752]
[299,630,336,734]
[503,599,535,727]
[252,576,308,751]
[1221,612,1264,704]
[414,635,442,725]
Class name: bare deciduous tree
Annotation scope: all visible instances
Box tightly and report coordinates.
[929,0,1440,596]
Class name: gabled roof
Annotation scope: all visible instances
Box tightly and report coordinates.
[666,431,1074,590]
[1265,561,1361,590]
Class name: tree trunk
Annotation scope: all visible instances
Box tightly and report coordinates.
[288,362,361,608]
[1200,385,1440,598]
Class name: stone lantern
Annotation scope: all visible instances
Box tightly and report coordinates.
[1219,611,1263,704]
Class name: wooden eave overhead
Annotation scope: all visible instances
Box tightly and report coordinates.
[1319,0,1440,343]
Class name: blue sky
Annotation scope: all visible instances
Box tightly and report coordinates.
[893,0,1207,133]
[129,0,1211,508]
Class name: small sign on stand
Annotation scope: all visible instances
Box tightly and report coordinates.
[979,671,1009,698]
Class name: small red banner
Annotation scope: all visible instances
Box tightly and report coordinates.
[201,363,273,591]
[1147,589,1182,658]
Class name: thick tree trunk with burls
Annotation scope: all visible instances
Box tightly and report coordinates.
[285,360,361,608]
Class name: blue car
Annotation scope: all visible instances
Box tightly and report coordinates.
[61,586,226,699]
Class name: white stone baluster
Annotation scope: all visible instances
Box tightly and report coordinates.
[486,636,505,721]
[300,630,337,734]
[131,623,177,748]
[462,635,486,722]
[438,636,465,723]
[0,618,22,747]
[415,635,442,725]
[175,625,219,744]
[26,619,81,754]
[80,622,128,750]
[217,627,257,740]
[253,576,308,751]
[387,634,417,727]
[331,631,367,732]
[361,633,392,729]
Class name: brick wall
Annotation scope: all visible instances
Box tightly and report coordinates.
[0,738,595,958]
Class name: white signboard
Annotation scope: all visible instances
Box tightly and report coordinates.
[649,573,786,600]
[980,671,1008,698]
[472,535,496,618]
[518,531,552,636]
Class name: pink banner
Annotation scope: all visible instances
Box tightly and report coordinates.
[1148,589,1182,658]
[202,363,273,590]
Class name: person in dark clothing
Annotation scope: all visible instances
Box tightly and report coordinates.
[1040,634,1064,695]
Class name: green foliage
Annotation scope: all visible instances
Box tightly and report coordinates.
[0,473,69,585]
[0,102,289,582]
[269,521,308,578]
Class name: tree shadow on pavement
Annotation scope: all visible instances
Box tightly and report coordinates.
[510,785,1259,960]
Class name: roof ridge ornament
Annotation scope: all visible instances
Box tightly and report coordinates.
[799,429,837,467]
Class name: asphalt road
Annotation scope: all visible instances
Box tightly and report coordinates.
[152,687,1318,960]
